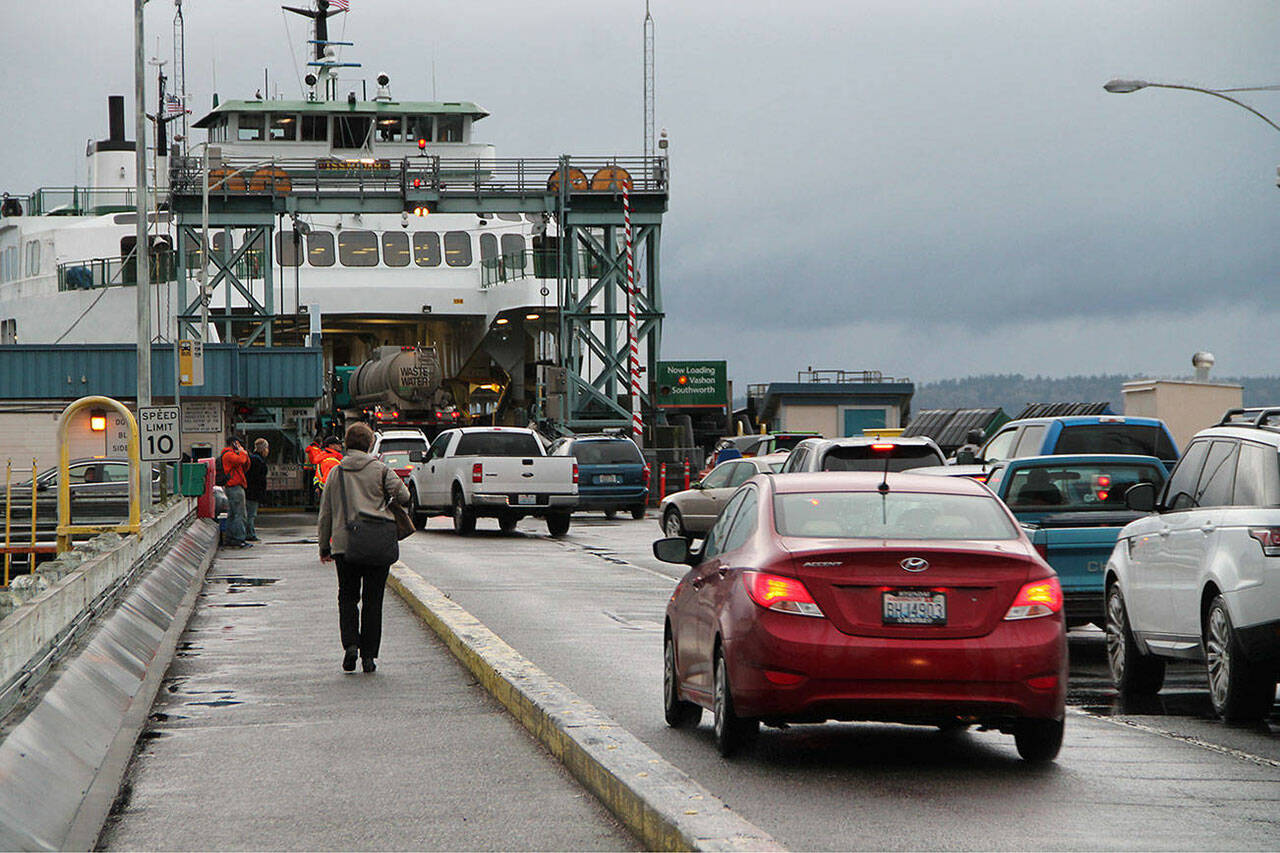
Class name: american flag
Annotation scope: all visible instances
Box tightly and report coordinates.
[163,93,188,118]
[330,0,349,10]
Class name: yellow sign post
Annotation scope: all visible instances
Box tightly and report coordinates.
[55,396,142,553]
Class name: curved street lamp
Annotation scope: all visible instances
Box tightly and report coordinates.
[1103,78,1280,135]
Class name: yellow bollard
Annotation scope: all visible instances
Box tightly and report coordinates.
[4,459,11,586]
[30,459,37,571]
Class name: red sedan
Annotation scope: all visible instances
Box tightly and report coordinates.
[657,471,1067,761]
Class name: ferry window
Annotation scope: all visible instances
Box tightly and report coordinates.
[26,241,40,276]
[270,114,297,141]
[334,116,371,149]
[480,233,498,262]
[496,213,522,222]
[338,230,379,267]
[500,233,525,258]
[211,232,229,257]
[438,116,463,142]
[0,319,15,344]
[275,232,302,267]
[376,116,404,142]
[444,231,472,266]
[382,232,410,267]
[408,115,433,143]
[307,232,335,267]
[413,232,441,267]
[301,114,327,142]
[238,114,265,142]
[209,117,227,143]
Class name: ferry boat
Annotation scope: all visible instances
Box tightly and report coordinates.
[0,0,659,435]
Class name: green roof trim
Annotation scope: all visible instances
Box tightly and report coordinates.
[192,99,488,128]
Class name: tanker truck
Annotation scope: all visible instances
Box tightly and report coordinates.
[330,345,466,435]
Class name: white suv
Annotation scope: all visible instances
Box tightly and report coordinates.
[1106,408,1280,721]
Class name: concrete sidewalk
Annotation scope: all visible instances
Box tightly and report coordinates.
[99,514,636,851]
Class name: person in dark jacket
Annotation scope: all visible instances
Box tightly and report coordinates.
[318,422,410,674]
[245,438,269,542]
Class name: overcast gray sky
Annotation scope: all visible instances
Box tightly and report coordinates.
[3,1,1279,384]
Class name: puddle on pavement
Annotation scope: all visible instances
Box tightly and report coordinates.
[185,699,243,707]
[207,576,279,586]
[213,602,267,608]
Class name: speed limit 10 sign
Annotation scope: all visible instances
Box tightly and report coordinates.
[138,406,182,461]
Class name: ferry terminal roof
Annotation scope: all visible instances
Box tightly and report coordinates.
[192,99,489,128]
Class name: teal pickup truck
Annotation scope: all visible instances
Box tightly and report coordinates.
[985,454,1168,628]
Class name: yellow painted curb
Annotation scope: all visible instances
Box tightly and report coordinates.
[388,563,783,853]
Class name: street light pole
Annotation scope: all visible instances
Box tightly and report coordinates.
[1104,78,1280,135]
[134,0,153,509]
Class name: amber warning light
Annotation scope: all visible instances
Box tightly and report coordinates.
[677,375,689,386]
[89,410,107,432]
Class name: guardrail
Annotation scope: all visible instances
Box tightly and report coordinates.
[57,252,180,291]
[169,155,669,199]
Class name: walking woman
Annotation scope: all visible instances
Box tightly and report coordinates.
[317,423,410,673]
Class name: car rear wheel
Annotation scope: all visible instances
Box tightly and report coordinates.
[546,512,571,537]
[1014,718,1064,763]
[1205,596,1276,722]
[663,507,686,540]
[630,505,646,520]
[604,509,617,520]
[713,649,758,757]
[452,491,476,536]
[664,633,702,728]
[498,513,518,534]
[409,488,428,530]
[1106,585,1165,695]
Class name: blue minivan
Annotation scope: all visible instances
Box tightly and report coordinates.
[549,434,649,519]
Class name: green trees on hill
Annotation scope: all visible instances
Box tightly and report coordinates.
[915,374,1280,415]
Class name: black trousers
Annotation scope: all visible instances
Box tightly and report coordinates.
[334,556,391,659]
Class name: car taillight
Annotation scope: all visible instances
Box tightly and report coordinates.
[1004,577,1063,620]
[642,464,651,487]
[472,462,483,484]
[742,571,824,617]
[1248,527,1280,556]
[572,463,579,485]
[395,467,412,478]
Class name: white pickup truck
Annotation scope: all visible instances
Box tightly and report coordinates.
[407,427,578,536]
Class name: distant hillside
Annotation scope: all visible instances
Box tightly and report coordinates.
[913,374,1280,416]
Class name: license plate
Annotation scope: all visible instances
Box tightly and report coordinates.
[596,474,621,484]
[517,494,537,505]
[882,590,947,625]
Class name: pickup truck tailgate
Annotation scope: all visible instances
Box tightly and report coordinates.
[473,456,577,502]
[1030,511,1142,594]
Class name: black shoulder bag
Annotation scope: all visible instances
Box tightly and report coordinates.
[333,466,400,565]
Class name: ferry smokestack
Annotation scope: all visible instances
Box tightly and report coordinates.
[108,95,126,142]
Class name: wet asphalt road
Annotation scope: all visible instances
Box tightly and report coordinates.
[400,510,1280,851]
[98,514,637,852]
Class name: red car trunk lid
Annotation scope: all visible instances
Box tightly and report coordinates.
[783,539,1035,639]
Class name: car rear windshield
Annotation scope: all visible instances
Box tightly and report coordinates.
[572,440,643,465]
[774,491,1018,540]
[771,435,812,453]
[380,451,413,468]
[820,445,942,472]
[1054,425,1177,460]
[455,432,542,457]
[1003,462,1166,511]
[376,438,426,454]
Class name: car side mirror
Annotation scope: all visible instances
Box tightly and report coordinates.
[409,450,424,463]
[1125,482,1156,512]
[653,537,691,564]
[954,448,976,465]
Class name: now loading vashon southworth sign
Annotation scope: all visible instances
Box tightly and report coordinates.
[655,360,727,408]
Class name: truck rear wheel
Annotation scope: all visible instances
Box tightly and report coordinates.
[452,490,476,536]
[498,513,518,534]
[546,512,571,537]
